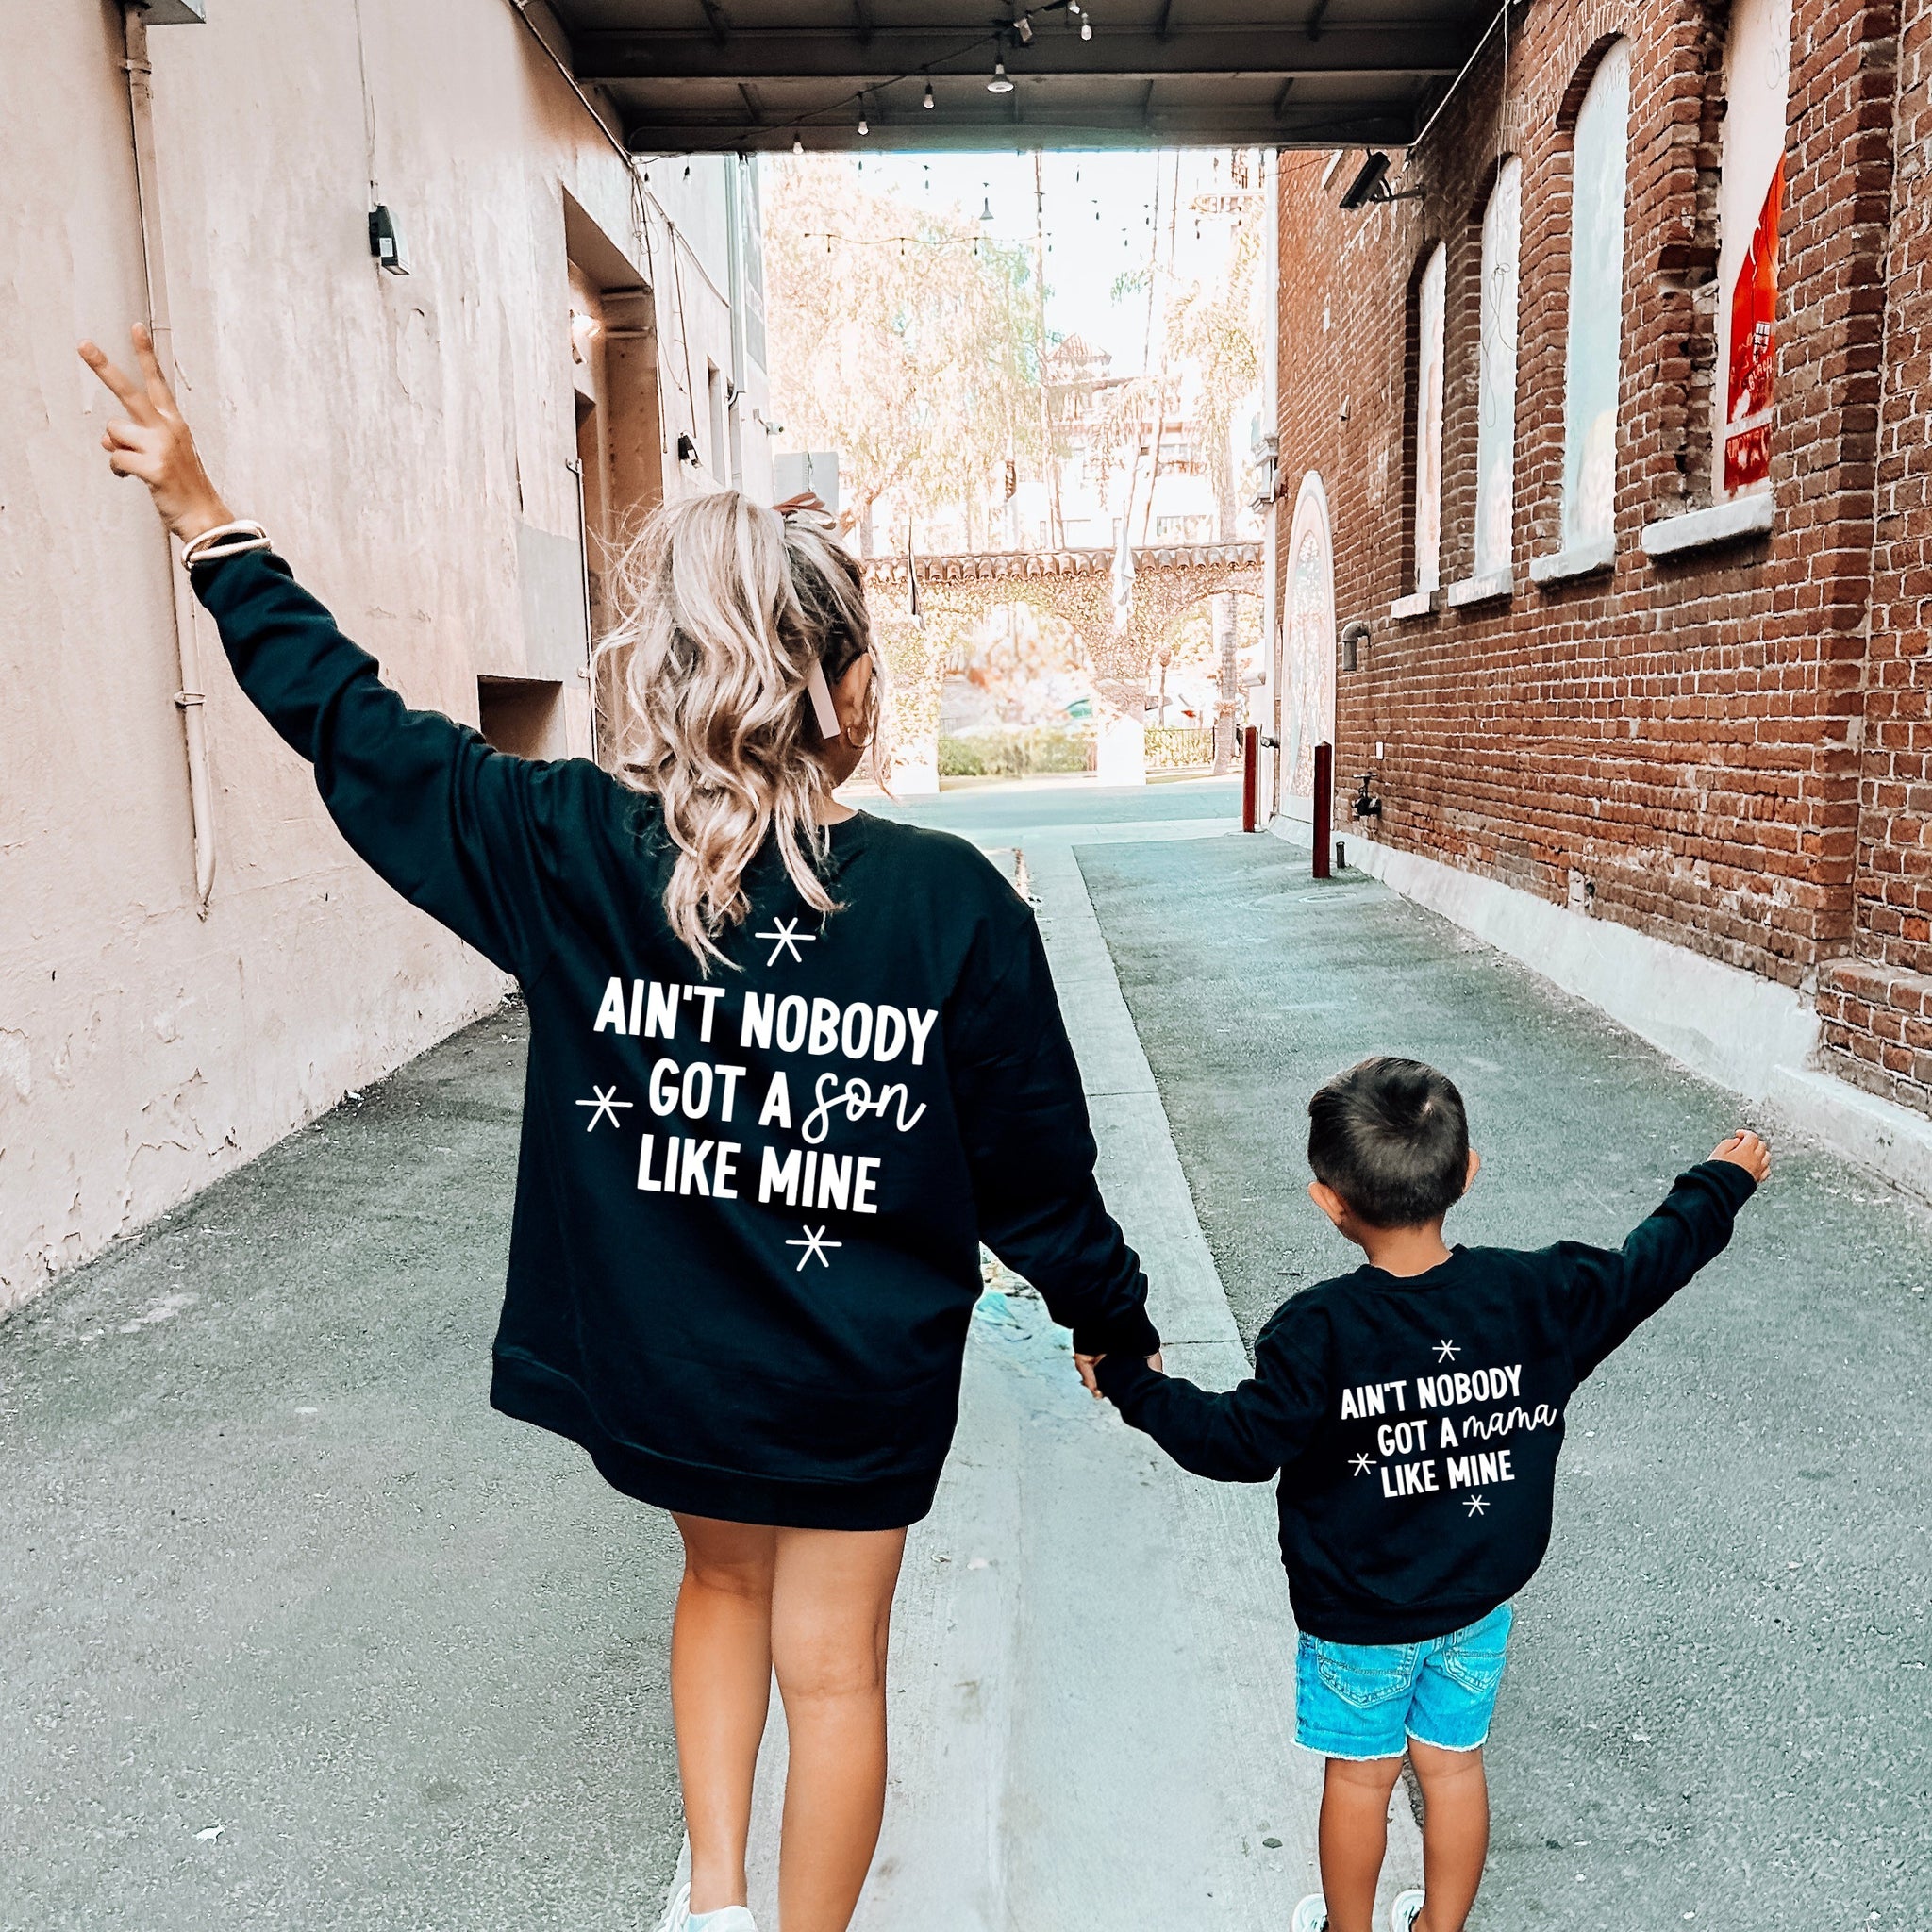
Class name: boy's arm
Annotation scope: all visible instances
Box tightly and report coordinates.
[1555,1135,1766,1380]
[1091,1315,1328,1483]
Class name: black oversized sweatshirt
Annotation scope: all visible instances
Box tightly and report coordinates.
[192,549,1158,1530]
[1096,1162,1756,1642]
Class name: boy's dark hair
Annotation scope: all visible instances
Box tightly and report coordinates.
[1307,1057,1470,1228]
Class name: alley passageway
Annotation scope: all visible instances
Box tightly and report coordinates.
[5,781,1926,1929]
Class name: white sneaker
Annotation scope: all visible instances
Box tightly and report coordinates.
[1291,1896,1329,1932]
[656,1877,759,1932]
[1390,1888,1425,1932]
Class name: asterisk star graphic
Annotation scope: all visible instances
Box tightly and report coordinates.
[1434,1339,1461,1362]
[575,1085,632,1132]
[755,916,816,966]
[1463,1493,1489,1517]
[1350,1453,1375,1477]
[787,1224,841,1271]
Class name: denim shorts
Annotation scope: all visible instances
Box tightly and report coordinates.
[1294,1602,1513,1759]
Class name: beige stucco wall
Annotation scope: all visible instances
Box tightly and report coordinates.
[0,0,751,1310]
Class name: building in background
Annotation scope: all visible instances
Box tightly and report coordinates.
[1268,0,1932,1175]
[1,0,770,1310]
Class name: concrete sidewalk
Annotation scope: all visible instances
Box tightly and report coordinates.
[733,836,1420,1927]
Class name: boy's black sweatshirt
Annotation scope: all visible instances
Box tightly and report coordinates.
[192,550,1158,1531]
[1096,1162,1756,1643]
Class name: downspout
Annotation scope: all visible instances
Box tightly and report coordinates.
[121,6,216,915]
[724,158,748,491]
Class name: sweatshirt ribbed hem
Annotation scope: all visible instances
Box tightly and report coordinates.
[1287,1587,1516,1648]
[491,1352,943,1532]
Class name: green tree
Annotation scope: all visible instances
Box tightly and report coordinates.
[763,159,1044,553]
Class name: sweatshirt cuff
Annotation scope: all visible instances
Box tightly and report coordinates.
[1686,1158,1757,1210]
[1072,1298,1159,1361]
[1093,1351,1161,1404]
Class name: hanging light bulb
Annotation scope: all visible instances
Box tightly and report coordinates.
[981,192,995,222]
[988,58,1014,92]
[858,95,870,135]
[792,136,804,154]
[923,78,934,109]
[1016,12,1034,43]
[1080,16,1091,37]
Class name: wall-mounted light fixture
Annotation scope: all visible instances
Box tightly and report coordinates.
[1339,619,1371,672]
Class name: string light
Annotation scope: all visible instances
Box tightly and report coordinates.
[1081,17,1092,37]
[923,78,934,109]
[792,136,804,153]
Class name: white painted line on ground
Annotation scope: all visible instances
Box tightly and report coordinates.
[724,835,1420,1928]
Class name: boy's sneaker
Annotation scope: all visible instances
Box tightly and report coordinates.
[1389,1889,1425,1932]
[1291,1897,1328,1932]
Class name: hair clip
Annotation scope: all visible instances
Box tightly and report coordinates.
[805,658,841,738]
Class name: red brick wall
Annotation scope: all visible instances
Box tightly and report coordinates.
[1834,2,1932,1110]
[1274,0,1924,1109]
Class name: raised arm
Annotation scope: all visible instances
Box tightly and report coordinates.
[949,906,1160,1362]
[1553,1133,1767,1380]
[81,327,572,979]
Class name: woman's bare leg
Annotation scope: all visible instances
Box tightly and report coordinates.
[769,1525,908,1932]
[671,1514,779,1914]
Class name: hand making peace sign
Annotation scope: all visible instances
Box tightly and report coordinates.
[77,325,231,543]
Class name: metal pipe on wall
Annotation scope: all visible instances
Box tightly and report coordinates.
[121,6,217,916]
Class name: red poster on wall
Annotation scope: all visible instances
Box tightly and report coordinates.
[1724,158,1783,493]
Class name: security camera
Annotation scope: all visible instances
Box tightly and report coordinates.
[1338,153,1391,211]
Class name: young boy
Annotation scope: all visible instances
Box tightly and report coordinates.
[1084,1056,1767,1932]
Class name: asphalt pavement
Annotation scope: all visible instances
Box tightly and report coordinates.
[0,1013,688,1932]
[1074,828,1931,1930]
[7,774,1924,1930]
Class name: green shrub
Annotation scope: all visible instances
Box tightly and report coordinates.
[938,724,1095,779]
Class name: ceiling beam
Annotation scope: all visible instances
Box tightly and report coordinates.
[620,110,1420,151]
[575,25,1470,81]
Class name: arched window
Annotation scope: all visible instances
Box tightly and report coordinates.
[1474,158,1522,578]
[1716,0,1790,495]
[1413,243,1447,592]
[1560,39,1632,550]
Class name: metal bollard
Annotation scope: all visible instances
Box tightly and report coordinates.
[1312,741,1333,878]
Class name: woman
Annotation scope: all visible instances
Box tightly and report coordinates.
[81,328,1159,1932]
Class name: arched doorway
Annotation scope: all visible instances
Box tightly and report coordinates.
[1278,473,1337,828]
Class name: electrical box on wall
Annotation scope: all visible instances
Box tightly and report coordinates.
[138,0,208,23]
[368,206,409,276]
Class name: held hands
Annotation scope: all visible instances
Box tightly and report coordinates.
[1710,1127,1772,1183]
[78,326,230,542]
[1074,1350,1163,1401]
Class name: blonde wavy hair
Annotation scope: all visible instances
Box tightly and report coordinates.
[592,490,884,965]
